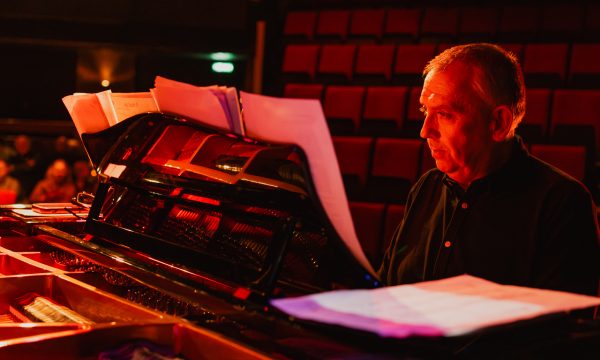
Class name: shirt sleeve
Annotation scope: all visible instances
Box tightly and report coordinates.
[533,179,600,296]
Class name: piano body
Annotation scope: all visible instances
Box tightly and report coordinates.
[0,112,597,359]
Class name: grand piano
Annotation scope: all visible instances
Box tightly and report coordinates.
[0,112,598,359]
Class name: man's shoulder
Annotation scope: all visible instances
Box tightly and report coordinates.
[524,154,593,200]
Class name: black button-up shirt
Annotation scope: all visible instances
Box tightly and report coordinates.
[378,138,599,296]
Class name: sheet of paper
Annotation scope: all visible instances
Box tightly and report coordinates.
[271,275,600,338]
[62,94,110,137]
[152,76,240,135]
[240,92,375,276]
[99,91,159,124]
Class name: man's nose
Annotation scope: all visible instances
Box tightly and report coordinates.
[420,114,437,139]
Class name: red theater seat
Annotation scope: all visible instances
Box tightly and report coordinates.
[332,136,373,200]
[317,44,357,83]
[350,201,385,265]
[283,11,317,41]
[283,83,323,100]
[366,138,422,203]
[383,8,421,42]
[323,86,365,135]
[393,44,436,85]
[550,89,600,156]
[420,7,459,42]
[458,6,499,41]
[361,86,408,136]
[354,44,395,83]
[281,44,319,81]
[517,88,552,143]
[498,5,541,42]
[523,43,568,88]
[569,44,600,88]
[349,9,385,40]
[316,10,350,42]
[540,4,583,40]
[530,144,586,182]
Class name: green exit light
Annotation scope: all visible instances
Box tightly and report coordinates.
[211,62,234,73]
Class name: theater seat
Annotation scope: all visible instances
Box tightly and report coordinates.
[393,44,436,86]
[569,44,600,88]
[517,88,552,144]
[283,83,323,100]
[350,201,386,266]
[523,43,568,88]
[323,86,365,135]
[281,44,319,82]
[366,138,422,204]
[361,86,408,136]
[315,10,350,42]
[332,136,373,200]
[550,90,600,156]
[354,44,395,84]
[349,9,385,41]
[317,44,357,83]
[383,8,421,42]
[283,11,317,42]
[530,144,586,182]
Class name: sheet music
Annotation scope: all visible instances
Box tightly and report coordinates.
[240,92,376,276]
[62,93,111,136]
[271,275,600,338]
[152,76,243,136]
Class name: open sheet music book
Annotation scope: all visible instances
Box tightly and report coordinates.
[62,77,375,276]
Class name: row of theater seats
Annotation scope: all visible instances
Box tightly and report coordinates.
[283,4,600,44]
[287,84,600,153]
[333,136,591,206]
[282,42,600,88]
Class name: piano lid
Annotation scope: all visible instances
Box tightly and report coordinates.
[80,112,378,301]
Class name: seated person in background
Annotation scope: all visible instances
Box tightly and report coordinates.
[8,134,44,198]
[0,159,21,204]
[378,43,599,296]
[30,159,76,203]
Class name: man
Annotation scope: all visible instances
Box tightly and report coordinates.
[378,43,599,296]
[29,159,76,203]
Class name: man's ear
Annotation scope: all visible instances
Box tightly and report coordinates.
[489,105,513,142]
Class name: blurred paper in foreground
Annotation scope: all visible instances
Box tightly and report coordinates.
[271,275,600,338]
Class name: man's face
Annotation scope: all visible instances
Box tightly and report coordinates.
[419,62,495,186]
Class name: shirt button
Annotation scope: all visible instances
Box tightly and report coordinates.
[444,241,452,248]
[461,202,468,209]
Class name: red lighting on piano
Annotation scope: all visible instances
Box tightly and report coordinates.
[233,287,251,300]
[181,194,221,206]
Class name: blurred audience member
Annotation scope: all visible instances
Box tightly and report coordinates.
[72,160,98,194]
[0,159,21,204]
[8,135,43,197]
[30,159,76,203]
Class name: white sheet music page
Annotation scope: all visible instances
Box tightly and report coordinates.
[62,93,111,137]
[240,91,375,276]
[271,275,600,338]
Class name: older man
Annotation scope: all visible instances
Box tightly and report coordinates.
[378,43,599,296]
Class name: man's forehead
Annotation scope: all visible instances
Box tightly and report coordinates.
[421,66,473,111]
